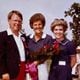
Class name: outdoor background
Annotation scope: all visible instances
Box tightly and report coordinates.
[0,0,80,40]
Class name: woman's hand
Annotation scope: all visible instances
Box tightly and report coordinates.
[33,61,39,66]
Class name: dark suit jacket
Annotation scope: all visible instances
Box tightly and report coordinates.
[0,31,27,79]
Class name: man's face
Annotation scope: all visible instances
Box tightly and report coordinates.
[8,13,22,34]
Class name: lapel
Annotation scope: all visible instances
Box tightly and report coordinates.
[7,35,19,51]
[5,31,20,59]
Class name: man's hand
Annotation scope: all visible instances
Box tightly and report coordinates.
[2,73,10,80]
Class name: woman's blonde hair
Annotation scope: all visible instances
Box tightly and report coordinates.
[51,18,68,32]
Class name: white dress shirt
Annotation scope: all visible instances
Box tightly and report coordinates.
[7,28,25,61]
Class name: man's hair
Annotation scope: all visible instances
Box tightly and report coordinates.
[8,10,23,20]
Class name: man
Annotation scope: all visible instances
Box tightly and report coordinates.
[0,10,27,80]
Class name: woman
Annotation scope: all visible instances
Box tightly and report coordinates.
[26,13,53,80]
[49,18,76,80]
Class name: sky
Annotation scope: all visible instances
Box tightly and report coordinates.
[0,0,80,40]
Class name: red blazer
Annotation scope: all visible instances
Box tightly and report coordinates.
[0,31,27,79]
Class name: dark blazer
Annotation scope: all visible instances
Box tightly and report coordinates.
[0,31,27,79]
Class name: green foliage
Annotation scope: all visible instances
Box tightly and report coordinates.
[65,2,80,46]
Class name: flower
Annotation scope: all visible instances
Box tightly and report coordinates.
[29,42,60,61]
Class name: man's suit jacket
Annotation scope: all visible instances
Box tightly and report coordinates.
[0,31,27,79]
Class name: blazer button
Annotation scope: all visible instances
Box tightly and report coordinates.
[19,64,21,67]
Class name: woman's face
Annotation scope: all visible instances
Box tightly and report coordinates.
[32,20,44,34]
[53,25,65,39]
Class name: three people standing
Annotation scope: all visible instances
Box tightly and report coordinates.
[0,10,76,80]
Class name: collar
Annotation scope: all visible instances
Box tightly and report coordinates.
[7,28,13,35]
[61,39,69,45]
[30,33,47,39]
[56,38,69,45]
[7,28,21,37]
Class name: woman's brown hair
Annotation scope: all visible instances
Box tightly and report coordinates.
[29,13,45,29]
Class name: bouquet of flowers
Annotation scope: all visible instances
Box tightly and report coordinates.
[29,41,60,61]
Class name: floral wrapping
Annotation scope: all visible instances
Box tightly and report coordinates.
[24,42,60,80]
[25,62,38,80]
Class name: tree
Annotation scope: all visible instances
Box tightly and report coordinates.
[65,2,80,46]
